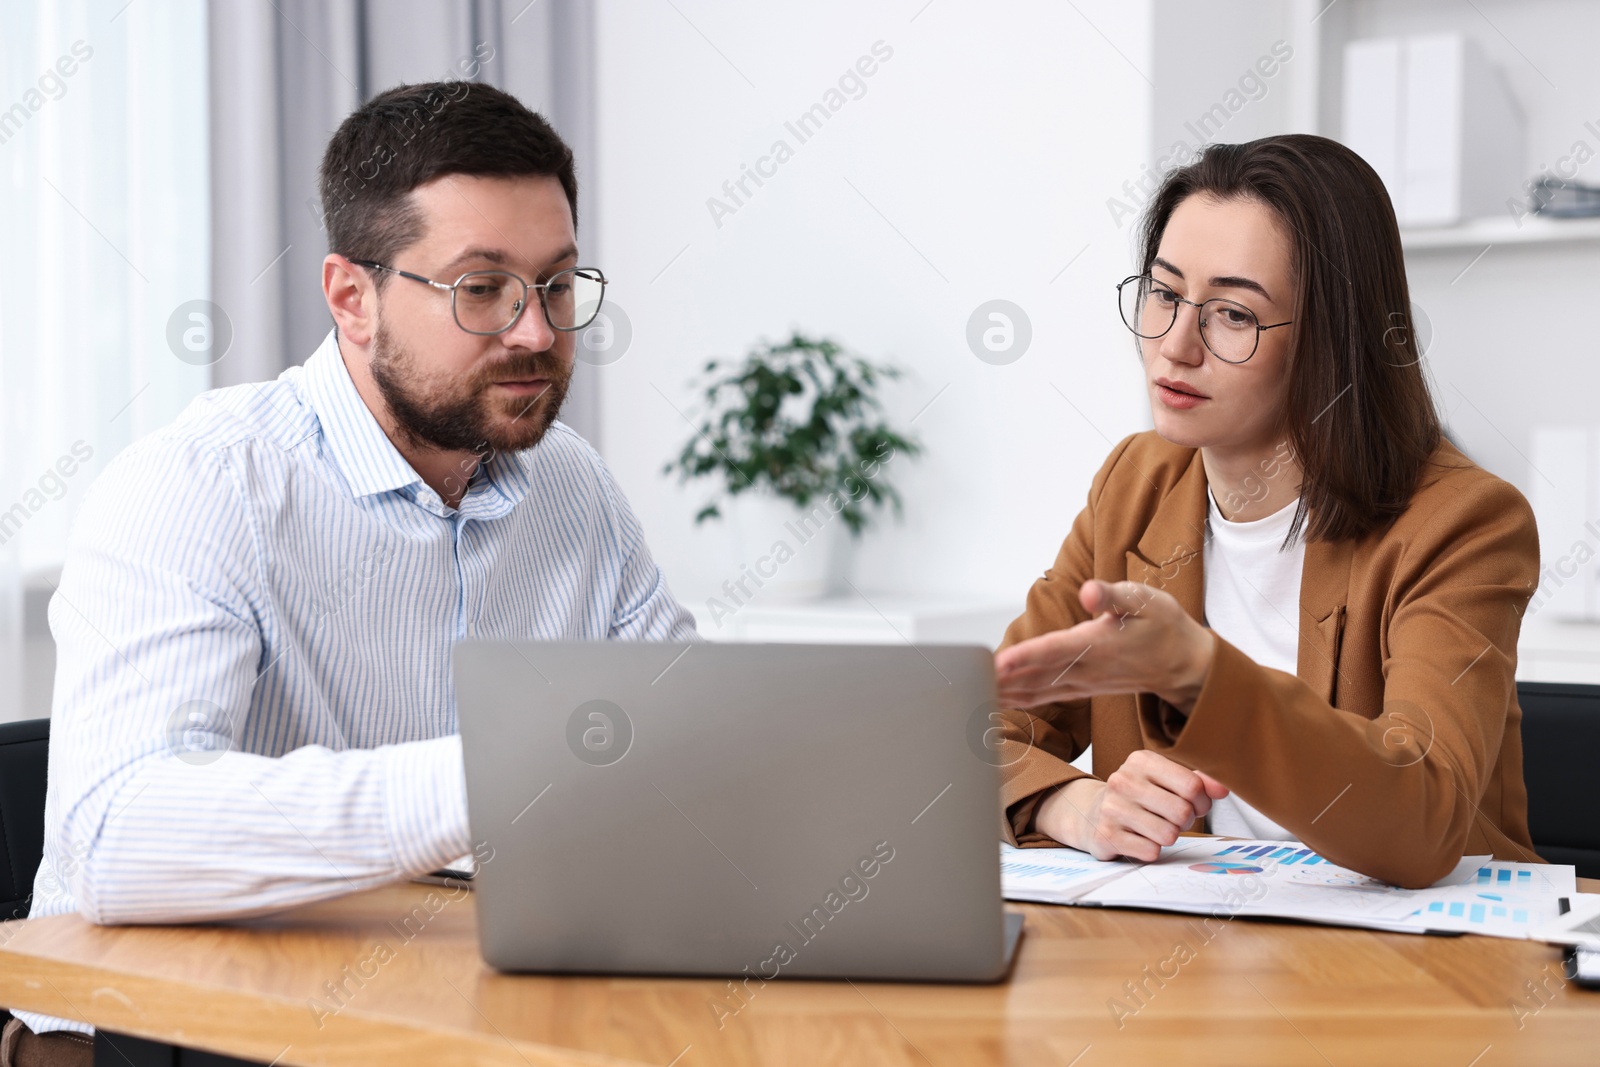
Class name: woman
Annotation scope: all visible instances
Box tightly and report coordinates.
[993,134,1539,889]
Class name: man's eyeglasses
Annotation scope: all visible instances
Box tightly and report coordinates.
[352,260,608,336]
[1116,273,1292,365]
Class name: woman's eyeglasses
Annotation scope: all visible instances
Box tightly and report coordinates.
[1116,273,1291,364]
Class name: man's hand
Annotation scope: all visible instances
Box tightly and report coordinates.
[994,579,1214,714]
[1033,751,1230,862]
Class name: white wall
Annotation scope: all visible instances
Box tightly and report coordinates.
[1149,1,1306,161]
[591,0,1153,618]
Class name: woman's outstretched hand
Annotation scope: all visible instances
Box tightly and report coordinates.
[994,579,1215,715]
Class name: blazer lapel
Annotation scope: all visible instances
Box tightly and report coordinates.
[1117,450,1354,706]
[1124,448,1209,624]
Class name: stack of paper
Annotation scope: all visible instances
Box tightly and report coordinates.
[412,853,479,889]
[1001,839,1577,940]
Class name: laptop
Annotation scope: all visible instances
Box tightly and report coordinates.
[452,639,1023,982]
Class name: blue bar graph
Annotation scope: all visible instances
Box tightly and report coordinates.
[1215,844,1329,862]
[1003,860,1099,881]
[1209,846,1334,867]
[1426,898,1531,927]
[1474,865,1535,886]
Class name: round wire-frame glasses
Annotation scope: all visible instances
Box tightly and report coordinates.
[1116,273,1292,364]
[352,260,608,336]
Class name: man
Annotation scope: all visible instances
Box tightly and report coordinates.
[5,81,696,1061]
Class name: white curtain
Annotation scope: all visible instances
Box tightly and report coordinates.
[0,0,211,722]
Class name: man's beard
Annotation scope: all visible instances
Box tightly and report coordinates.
[369,323,572,456]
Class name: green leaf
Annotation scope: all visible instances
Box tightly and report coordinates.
[663,331,924,537]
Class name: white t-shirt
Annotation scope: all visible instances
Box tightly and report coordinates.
[1201,490,1303,841]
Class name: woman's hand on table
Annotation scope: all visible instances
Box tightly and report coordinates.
[1034,751,1230,862]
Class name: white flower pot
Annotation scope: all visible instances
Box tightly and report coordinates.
[724,491,856,602]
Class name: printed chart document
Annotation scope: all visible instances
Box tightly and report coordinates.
[1002,838,1576,940]
[1389,855,1576,937]
[999,840,1201,904]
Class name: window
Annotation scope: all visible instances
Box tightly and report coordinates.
[0,0,210,719]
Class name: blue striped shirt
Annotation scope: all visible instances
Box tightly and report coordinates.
[18,330,696,1036]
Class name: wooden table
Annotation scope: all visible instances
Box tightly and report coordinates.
[3,878,1598,1067]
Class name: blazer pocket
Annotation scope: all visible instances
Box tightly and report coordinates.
[1299,603,1346,706]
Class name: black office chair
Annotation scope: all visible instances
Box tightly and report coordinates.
[0,716,50,924]
[0,717,48,1037]
[1517,681,1600,879]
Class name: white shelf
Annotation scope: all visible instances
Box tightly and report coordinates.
[1400,215,1600,252]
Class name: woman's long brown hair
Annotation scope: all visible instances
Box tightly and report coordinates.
[1137,134,1442,544]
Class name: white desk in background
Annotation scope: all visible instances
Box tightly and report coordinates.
[688,593,1019,647]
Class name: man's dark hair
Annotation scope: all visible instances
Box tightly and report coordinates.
[318,81,577,284]
[1137,133,1442,545]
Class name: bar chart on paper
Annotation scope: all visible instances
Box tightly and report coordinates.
[1423,897,1529,926]
[1397,863,1576,937]
[999,844,1145,904]
[1004,838,1581,940]
[1214,843,1326,866]
[1209,843,1402,892]
[1003,857,1103,884]
[1077,837,1426,929]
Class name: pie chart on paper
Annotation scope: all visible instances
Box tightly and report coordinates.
[1189,861,1266,875]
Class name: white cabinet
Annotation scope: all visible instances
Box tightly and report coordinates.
[1518,616,1600,686]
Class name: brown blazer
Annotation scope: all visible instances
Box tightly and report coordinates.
[997,431,1541,889]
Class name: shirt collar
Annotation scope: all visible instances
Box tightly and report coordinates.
[478,444,533,506]
[299,329,424,499]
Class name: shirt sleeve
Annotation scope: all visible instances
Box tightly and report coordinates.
[43,436,471,925]
[593,456,699,643]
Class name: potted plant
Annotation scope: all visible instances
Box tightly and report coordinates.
[664,332,922,600]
